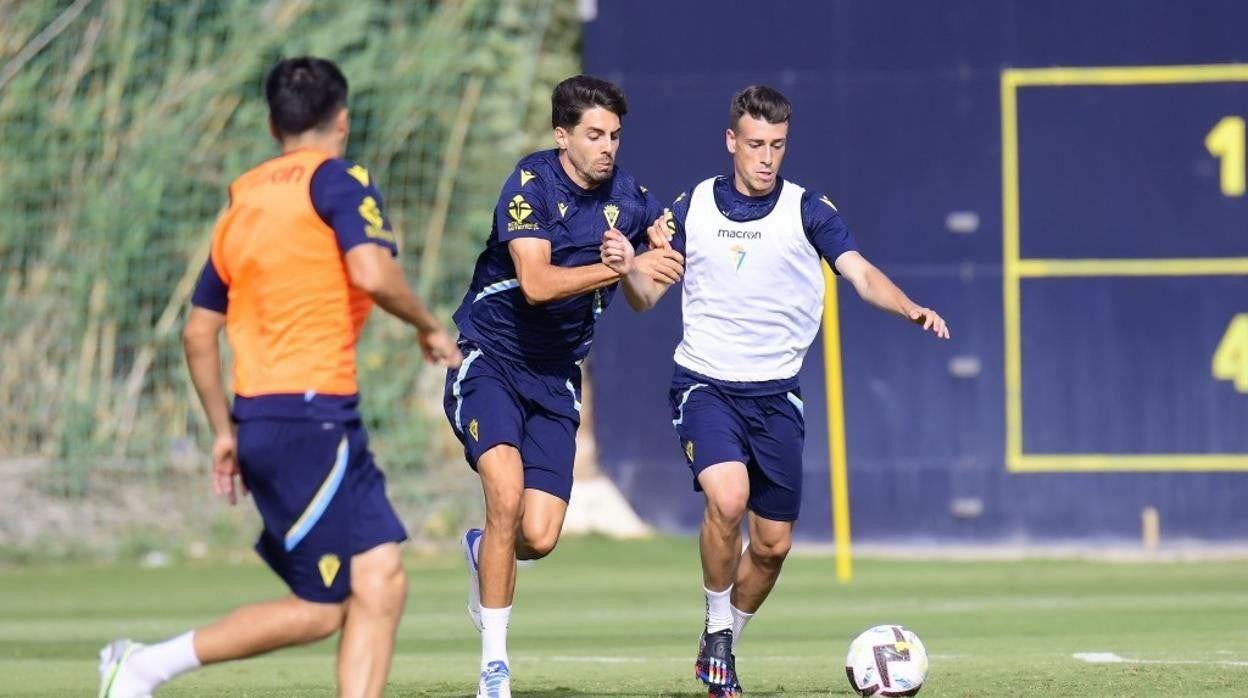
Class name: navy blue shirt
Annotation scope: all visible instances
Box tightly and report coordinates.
[667,175,857,270]
[453,149,663,365]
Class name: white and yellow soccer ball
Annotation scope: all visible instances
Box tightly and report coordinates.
[844,624,928,696]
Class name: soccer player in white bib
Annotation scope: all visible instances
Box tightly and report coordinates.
[609,85,949,698]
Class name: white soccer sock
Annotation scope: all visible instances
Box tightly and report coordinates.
[730,605,754,650]
[480,605,511,670]
[704,585,733,634]
[117,631,201,694]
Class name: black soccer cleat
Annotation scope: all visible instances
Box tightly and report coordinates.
[708,682,744,698]
[695,629,742,692]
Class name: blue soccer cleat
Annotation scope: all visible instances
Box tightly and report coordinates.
[477,659,511,698]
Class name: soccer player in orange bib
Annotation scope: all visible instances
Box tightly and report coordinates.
[97,56,459,698]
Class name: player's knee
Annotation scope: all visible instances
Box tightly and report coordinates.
[520,524,560,559]
[705,490,748,526]
[351,558,408,617]
[485,490,525,531]
[750,535,792,567]
[297,599,347,641]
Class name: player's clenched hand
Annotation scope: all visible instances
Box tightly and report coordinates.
[600,228,635,275]
[647,209,674,249]
[211,431,246,506]
[907,305,951,339]
[420,327,462,369]
[633,248,684,285]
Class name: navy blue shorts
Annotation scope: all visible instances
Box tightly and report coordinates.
[669,366,806,521]
[443,342,582,502]
[237,419,407,603]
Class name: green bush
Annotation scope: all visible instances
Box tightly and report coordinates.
[0,0,580,486]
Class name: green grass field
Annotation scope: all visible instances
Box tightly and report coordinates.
[4,536,1247,696]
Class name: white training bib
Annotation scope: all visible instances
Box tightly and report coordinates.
[674,178,825,382]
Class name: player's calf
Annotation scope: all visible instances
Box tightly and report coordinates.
[338,544,408,697]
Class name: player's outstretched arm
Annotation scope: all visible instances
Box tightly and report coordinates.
[345,244,461,368]
[621,249,683,311]
[602,225,683,311]
[833,250,950,339]
[509,237,624,304]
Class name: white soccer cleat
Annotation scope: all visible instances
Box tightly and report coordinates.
[98,639,149,698]
[477,660,511,698]
[462,528,484,632]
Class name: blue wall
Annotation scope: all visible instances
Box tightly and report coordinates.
[583,0,1248,542]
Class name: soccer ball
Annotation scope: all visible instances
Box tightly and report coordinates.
[844,624,928,696]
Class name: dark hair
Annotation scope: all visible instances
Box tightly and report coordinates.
[265,57,348,137]
[551,75,628,130]
[729,85,791,129]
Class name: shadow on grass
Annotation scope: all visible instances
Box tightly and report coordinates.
[406,687,854,697]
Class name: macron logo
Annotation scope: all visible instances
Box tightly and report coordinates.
[717,229,762,240]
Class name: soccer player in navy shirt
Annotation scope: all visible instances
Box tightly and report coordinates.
[444,75,683,698]
[639,86,949,697]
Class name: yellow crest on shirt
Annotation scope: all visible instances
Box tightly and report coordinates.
[468,418,480,442]
[508,195,533,223]
[519,169,536,186]
[558,202,568,218]
[358,196,394,242]
[318,554,341,588]
[603,203,620,229]
[684,440,695,463]
[346,165,370,187]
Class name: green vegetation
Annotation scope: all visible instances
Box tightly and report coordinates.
[0,1,579,482]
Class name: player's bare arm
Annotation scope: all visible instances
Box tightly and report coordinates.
[602,228,683,311]
[182,306,246,504]
[647,209,675,249]
[508,236,623,304]
[833,250,950,339]
[345,243,461,368]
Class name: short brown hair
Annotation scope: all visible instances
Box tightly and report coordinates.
[729,85,791,130]
[552,75,628,130]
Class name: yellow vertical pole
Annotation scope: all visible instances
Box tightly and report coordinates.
[822,265,853,583]
[1001,70,1024,471]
